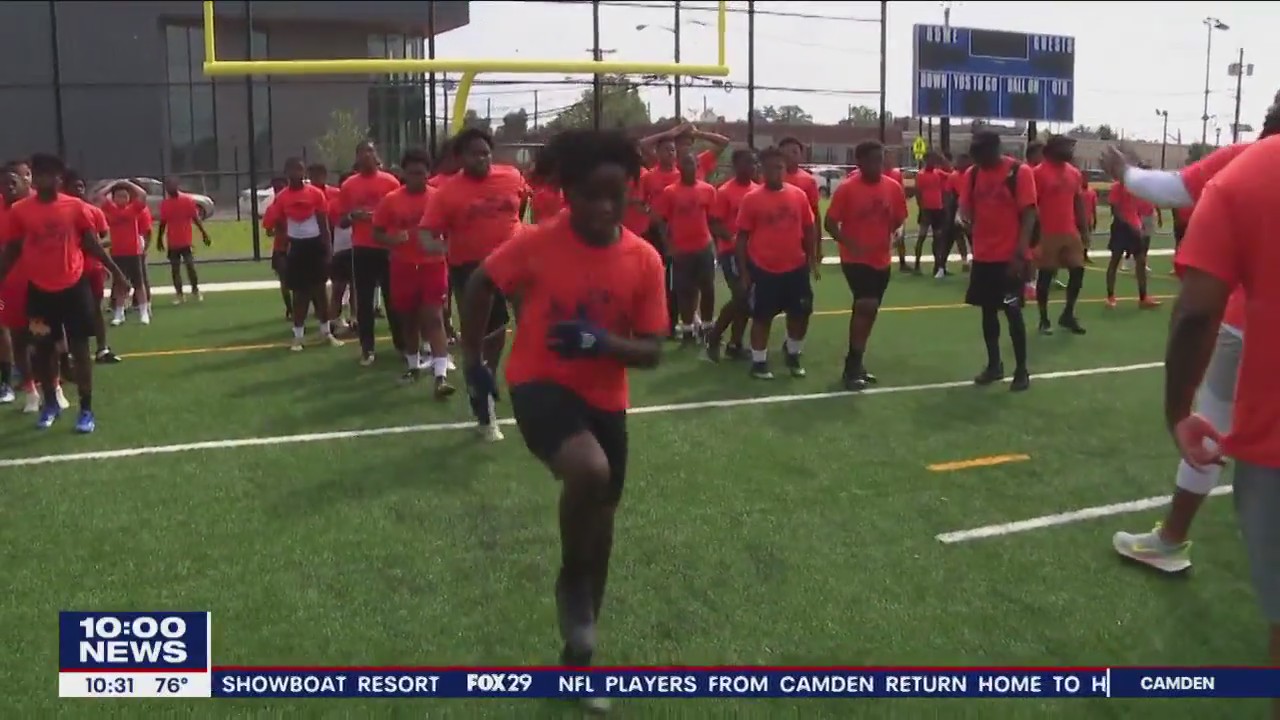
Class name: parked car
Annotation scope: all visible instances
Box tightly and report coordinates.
[238,179,311,217]
[88,177,214,219]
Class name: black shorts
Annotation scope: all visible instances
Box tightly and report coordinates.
[166,247,194,263]
[286,237,328,291]
[1173,220,1187,246]
[27,275,94,342]
[672,246,715,293]
[271,250,288,278]
[1107,220,1148,256]
[510,381,628,504]
[113,254,146,290]
[330,249,353,284]
[449,262,510,334]
[841,262,891,302]
[718,251,742,289]
[748,264,813,321]
[964,260,1023,308]
[918,208,946,235]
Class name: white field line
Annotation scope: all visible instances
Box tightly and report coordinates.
[166,249,1180,296]
[936,486,1234,544]
[0,362,1160,469]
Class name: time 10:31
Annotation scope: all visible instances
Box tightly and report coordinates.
[84,676,134,694]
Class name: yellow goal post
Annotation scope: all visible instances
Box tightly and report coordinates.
[200,1,729,136]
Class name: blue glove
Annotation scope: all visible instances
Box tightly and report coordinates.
[464,362,499,423]
[547,319,606,359]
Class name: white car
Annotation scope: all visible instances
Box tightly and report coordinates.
[89,177,214,219]
[238,179,314,217]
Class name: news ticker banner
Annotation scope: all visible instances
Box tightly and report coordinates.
[60,612,1280,700]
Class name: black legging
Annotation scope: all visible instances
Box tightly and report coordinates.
[351,246,402,355]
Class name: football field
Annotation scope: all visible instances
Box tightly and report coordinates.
[2,249,1267,719]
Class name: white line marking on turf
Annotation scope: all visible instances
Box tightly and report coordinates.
[936,485,1234,544]
[173,249,1181,295]
[0,362,1161,469]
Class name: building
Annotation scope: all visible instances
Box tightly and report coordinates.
[0,0,468,197]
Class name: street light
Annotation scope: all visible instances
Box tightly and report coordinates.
[1155,109,1169,168]
[1201,17,1229,145]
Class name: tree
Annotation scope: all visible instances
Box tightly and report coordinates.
[496,109,529,141]
[750,104,813,124]
[1096,124,1116,140]
[312,109,369,173]
[546,76,650,131]
[837,105,889,125]
[1186,142,1213,162]
[462,109,489,131]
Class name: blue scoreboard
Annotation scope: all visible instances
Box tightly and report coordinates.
[912,24,1075,123]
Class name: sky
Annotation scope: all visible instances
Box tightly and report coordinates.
[431,0,1277,143]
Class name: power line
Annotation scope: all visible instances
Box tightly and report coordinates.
[589,0,881,23]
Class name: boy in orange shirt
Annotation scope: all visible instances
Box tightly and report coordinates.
[156,176,211,304]
[61,170,120,365]
[459,130,665,712]
[735,146,819,380]
[824,141,908,389]
[1030,135,1088,336]
[373,148,454,397]
[705,148,759,361]
[338,141,403,365]
[101,180,151,326]
[652,152,717,343]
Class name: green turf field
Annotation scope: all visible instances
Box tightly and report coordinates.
[4,252,1261,720]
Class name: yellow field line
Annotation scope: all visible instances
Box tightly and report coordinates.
[927,454,1031,472]
[117,293,1175,361]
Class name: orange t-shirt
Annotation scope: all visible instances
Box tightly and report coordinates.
[7,195,92,292]
[827,175,908,269]
[0,200,25,289]
[1033,161,1082,236]
[958,157,1037,263]
[482,213,668,412]
[100,199,150,256]
[159,194,201,249]
[263,185,329,237]
[1107,182,1142,229]
[885,167,904,187]
[783,168,820,211]
[83,203,107,272]
[622,169,651,235]
[946,170,966,195]
[427,171,457,189]
[420,164,527,266]
[712,179,759,254]
[338,170,402,249]
[652,180,716,254]
[914,168,947,210]
[737,184,814,274]
[694,149,719,179]
[373,186,439,266]
[529,183,565,225]
[1083,187,1098,225]
[639,165,681,204]
[1174,135,1280,466]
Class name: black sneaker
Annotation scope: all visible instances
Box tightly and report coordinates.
[95,348,122,364]
[750,361,774,380]
[898,263,911,274]
[974,364,1005,386]
[784,351,806,378]
[860,368,879,385]
[1010,368,1031,392]
[1038,319,1054,336]
[723,343,745,361]
[843,373,869,391]
[433,376,456,399]
[398,368,419,385]
[704,341,722,363]
[1058,315,1087,335]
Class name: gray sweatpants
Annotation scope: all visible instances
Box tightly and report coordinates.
[1234,461,1280,623]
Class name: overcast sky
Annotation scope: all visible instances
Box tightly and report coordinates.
[431,0,1276,143]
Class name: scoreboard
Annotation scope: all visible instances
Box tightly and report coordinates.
[912,24,1075,123]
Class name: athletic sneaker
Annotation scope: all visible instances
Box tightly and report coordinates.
[36,405,60,429]
[360,352,376,367]
[173,295,185,305]
[973,364,1004,386]
[1105,296,1118,309]
[55,386,70,410]
[399,368,419,385]
[1054,276,1068,289]
[1112,525,1192,573]
[95,348,122,364]
[933,268,946,279]
[194,292,204,302]
[140,309,151,325]
[434,377,456,400]
[1120,258,1133,272]
[477,423,504,442]
[704,341,722,364]
[750,361,774,380]
[1038,319,1054,336]
[323,334,345,348]
[1058,315,1086,335]
[75,410,96,434]
[290,339,304,352]
[22,389,40,414]
[1139,297,1162,310]
[1009,368,1031,392]
[110,312,125,327]
[784,351,806,378]
[0,383,14,404]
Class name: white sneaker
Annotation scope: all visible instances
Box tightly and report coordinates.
[933,269,946,279]
[0,385,13,403]
[55,385,70,410]
[22,390,40,414]
[446,355,457,372]
[110,314,125,327]
[324,334,344,348]
[290,338,304,352]
[140,311,151,326]
[359,352,376,367]
[1112,526,1192,573]
[173,295,185,306]
[477,423,505,442]
[195,292,204,303]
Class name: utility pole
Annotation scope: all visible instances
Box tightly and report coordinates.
[1229,48,1253,143]
[1201,17,1230,145]
[592,0,603,129]
[673,1,682,120]
[1155,109,1169,168]
[939,2,951,153]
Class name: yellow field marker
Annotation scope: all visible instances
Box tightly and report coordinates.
[927,454,1031,472]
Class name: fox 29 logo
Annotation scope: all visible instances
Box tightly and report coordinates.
[58,612,211,672]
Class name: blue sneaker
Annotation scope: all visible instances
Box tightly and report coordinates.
[36,405,60,429]
[75,410,96,434]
